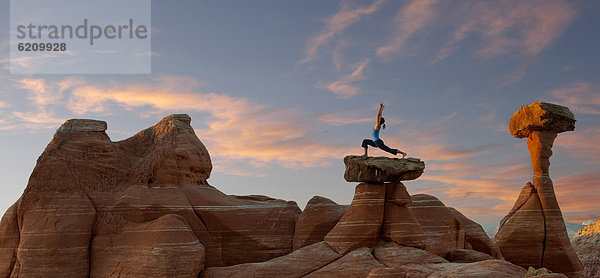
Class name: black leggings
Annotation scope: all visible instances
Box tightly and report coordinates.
[361,139,398,155]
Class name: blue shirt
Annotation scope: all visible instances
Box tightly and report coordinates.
[372,128,380,141]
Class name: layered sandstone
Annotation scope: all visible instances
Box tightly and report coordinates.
[293,196,348,250]
[409,194,502,259]
[324,183,387,254]
[372,241,449,267]
[0,114,301,277]
[367,267,407,278]
[304,247,385,277]
[91,213,205,277]
[496,102,584,277]
[445,249,495,263]
[382,183,427,248]
[203,242,343,278]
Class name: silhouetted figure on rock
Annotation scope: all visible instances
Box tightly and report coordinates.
[362,103,406,158]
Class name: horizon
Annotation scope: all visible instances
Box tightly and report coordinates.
[1,0,599,227]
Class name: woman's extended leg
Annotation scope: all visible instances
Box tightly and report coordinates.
[375,139,406,157]
[361,139,376,157]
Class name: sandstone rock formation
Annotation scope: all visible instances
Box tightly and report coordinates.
[344,155,425,183]
[304,247,385,277]
[445,249,494,263]
[367,267,407,278]
[0,114,301,277]
[203,242,343,277]
[571,220,600,278]
[573,219,600,238]
[525,267,569,278]
[509,102,575,139]
[372,241,449,267]
[449,207,504,259]
[324,183,387,254]
[496,102,584,277]
[421,260,527,278]
[91,213,205,277]
[409,194,502,259]
[0,201,20,278]
[382,186,427,249]
[293,196,348,250]
[494,182,546,267]
[0,113,555,277]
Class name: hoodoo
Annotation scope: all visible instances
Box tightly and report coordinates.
[495,102,585,277]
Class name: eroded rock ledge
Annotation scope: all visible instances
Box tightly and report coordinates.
[344,155,425,183]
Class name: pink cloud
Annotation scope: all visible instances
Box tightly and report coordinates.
[547,81,600,115]
[436,0,576,61]
[554,127,600,164]
[15,76,354,171]
[18,78,64,108]
[318,110,373,126]
[377,0,439,59]
[318,58,369,98]
[301,0,385,64]
[553,172,600,223]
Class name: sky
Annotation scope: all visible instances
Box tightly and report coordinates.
[0,0,599,227]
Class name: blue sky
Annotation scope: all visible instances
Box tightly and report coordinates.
[1,0,599,226]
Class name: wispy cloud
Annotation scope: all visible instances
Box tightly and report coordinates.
[318,58,369,98]
[435,0,576,61]
[554,127,600,165]
[547,81,600,115]
[13,76,353,171]
[0,78,67,130]
[18,78,64,107]
[476,102,507,132]
[300,0,385,65]
[318,110,372,126]
[554,172,600,223]
[11,111,64,126]
[377,0,439,59]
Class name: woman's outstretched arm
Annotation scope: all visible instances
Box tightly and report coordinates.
[375,103,384,130]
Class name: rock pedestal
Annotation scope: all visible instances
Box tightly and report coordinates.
[325,156,427,254]
[496,102,584,277]
[324,183,387,253]
[382,183,427,249]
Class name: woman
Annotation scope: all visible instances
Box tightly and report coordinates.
[361,103,407,158]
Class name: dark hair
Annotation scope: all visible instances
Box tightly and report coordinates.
[380,117,386,129]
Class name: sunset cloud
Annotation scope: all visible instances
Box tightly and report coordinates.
[436,0,576,61]
[12,76,353,171]
[318,110,372,126]
[301,0,385,64]
[18,78,63,107]
[318,58,369,98]
[547,81,600,115]
[554,172,600,223]
[377,0,438,59]
[554,127,600,165]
